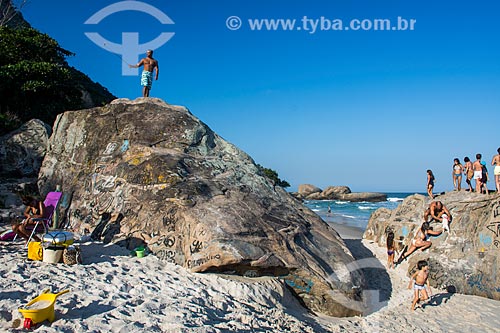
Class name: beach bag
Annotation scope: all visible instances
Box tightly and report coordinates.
[0,230,16,241]
[63,245,82,265]
[27,242,43,261]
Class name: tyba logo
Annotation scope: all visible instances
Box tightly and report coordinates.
[84,1,174,75]
[329,257,389,316]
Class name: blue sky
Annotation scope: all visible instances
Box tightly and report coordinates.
[21,0,500,192]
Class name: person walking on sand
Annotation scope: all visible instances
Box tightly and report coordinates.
[452,158,463,191]
[492,147,500,192]
[464,156,474,192]
[129,49,159,97]
[408,260,432,311]
[473,154,483,193]
[426,170,435,199]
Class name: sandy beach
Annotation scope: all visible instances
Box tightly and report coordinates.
[1,224,499,333]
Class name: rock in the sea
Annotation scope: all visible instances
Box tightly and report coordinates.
[0,119,51,177]
[297,184,322,197]
[38,98,364,317]
[321,186,351,199]
[364,191,500,301]
[338,192,387,202]
[294,184,386,202]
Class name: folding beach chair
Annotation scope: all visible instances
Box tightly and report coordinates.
[13,191,62,245]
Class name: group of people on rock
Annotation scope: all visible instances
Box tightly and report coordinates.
[386,200,453,310]
[386,201,451,269]
[426,148,500,199]
[388,148,499,311]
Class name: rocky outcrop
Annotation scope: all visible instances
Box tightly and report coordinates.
[297,184,322,196]
[339,192,388,202]
[294,184,387,202]
[364,191,500,301]
[0,119,51,178]
[38,98,364,317]
[321,186,351,198]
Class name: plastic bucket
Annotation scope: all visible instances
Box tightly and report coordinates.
[135,247,145,258]
[43,246,64,264]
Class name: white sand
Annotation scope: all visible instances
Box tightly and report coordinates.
[0,237,499,332]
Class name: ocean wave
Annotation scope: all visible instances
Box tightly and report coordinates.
[358,206,375,210]
[387,197,404,202]
[341,215,356,219]
[335,201,348,205]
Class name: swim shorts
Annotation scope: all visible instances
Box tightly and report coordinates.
[414,283,426,290]
[474,171,482,180]
[495,166,500,176]
[141,71,153,89]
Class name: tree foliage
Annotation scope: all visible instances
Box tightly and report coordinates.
[0,26,115,134]
[257,164,291,188]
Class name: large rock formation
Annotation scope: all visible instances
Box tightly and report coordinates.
[0,119,49,222]
[0,119,51,178]
[364,191,500,301]
[38,98,364,317]
[294,184,387,202]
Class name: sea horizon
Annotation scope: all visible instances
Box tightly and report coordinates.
[305,192,418,231]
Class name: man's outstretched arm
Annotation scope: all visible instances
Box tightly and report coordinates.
[129,59,145,68]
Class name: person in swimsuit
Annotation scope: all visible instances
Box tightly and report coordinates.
[396,222,441,264]
[408,260,432,311]
[129,49,159,97]
[426,169,435,199]
[386,231,396,269]
[11,195,46,242]
[480,161,489,195]
[472,153,483,193]
[491,147,500,193]
[452,158,463,191]
[463,156,474,192]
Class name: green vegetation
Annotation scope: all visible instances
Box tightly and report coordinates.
[0,26,115,134]
[257,164,290,188]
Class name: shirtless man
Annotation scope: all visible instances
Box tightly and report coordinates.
[424,200,453,232]
[492,147,500,192]
[424,201,452,224]
[472,153,483,193]
[129,49,159,97]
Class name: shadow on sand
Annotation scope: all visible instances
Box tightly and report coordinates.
[344,239,393,315]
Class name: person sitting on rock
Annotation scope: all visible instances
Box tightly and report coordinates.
[424,201,452,231]
[396,222,441,264]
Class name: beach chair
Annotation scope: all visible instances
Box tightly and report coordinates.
[13,192,63,245]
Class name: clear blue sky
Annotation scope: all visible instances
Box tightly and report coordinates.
[21,0,500,192]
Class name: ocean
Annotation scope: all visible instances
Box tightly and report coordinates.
[304,192,415,231]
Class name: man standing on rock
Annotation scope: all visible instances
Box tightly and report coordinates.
[473,153,484,193]
[129,49,159,97]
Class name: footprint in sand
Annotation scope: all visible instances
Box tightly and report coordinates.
[11,318,21,328]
